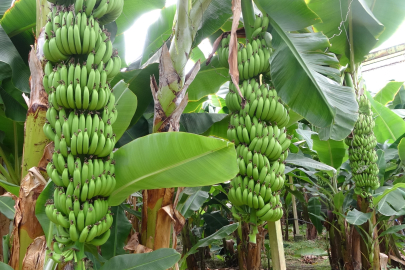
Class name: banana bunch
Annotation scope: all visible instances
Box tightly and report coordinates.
[42,0,123,262]
[346,94,379,196]
[74,0,124,25]
[225,79,290,223]
[226,80,290,128]
[217,14,273,81]
[222,14,291,231]
[43,5,122,70]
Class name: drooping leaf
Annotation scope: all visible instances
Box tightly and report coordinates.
[192,0,233,46]
[141,5,176,64]
[373,183,405,206]
[312,134,347,169]
[115,0,166,35]
[0,26,30,93]
[346,209,372,225]
[100,248,180,270]
[308,197,323,233]
[365,90,405,143]
[364,0,405,48]
[112,80,137,141]
[374,81,404,106]
[110,132,238,206]
[187,56,229,101]
[399,138,405,164]
[307,0,385,66]
[180,113,227,134]
[286,153,336,173]
[178,186,210,219]
[35,181,56,243]
[255,7,358,140]
[179,223,238,266]
[101,205,132,259]
[0,196,14,219]
[376,186,405,216]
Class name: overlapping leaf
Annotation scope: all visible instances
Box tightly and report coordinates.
[255,0,358,141]
[307,0,385,65]
[374,81,404,105]
[0,26,30,93]
[312,134,347,169]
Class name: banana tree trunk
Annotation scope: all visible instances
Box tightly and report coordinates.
[9,1,50,265]
[9,168,46,270]
[141,0,211,250]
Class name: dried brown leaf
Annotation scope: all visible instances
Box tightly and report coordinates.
[21,236,46,270]
[124,233,153,254]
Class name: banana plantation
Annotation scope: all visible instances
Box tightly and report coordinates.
[0,0,404,269]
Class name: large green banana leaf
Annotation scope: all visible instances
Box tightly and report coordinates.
[374,81,404,105]
[307,0,384,66]
[115,0,165,35]
[0,0,35,63]
[0,0,12,19]
[254,0,358,141]
[365,90,405,143]
[312,134,347,169]
[0,26,30,93]
[363,0,405,48]
[111,81,137,141]
[141,5,176,65]
[188,56,229,102]
[192,0,233,46]
[109,132,238,205]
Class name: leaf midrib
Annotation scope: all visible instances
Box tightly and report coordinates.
[111,144,229,197]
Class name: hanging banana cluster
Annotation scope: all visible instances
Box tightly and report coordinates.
[345,94,379,197]
[224,14,291,226]
[42,0,123,264]
[217,15,273,82]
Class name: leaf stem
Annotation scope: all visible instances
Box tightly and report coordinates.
[13,122,19,180]
[241,0,256,42]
